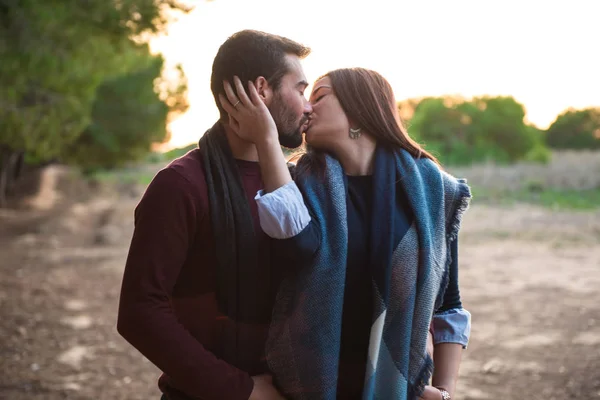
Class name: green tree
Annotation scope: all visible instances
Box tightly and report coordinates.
[407,95,544,165]
[0,0,191,205]
[63,56,189,171]
[469,96,539,162]
[546,108,600,150]
[408,97,483,165]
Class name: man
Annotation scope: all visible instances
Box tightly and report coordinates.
[117,30,313,400]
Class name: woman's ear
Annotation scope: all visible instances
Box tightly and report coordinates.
[254,76,273,107]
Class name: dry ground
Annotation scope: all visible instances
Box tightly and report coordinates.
[1,163,599,400]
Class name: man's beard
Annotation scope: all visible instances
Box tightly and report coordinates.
[270,95,306,149]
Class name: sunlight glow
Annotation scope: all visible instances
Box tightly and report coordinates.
[151,0,600,150]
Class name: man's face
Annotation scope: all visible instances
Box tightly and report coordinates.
[268,54,313,149]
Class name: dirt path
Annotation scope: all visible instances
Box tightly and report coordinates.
[1,191,599,399]
[456,205,600,399]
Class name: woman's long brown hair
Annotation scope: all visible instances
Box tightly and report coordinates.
[294,68,439,178]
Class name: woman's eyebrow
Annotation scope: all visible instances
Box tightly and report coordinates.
[311,85,332,97]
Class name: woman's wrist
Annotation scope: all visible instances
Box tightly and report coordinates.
[256,134,283,158]
[254,129,279,147]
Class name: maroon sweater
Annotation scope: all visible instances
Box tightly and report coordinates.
[117,149,270,400]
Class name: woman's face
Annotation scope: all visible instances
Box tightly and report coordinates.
[305,77,351,151]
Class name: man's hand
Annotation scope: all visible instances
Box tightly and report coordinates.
[419,385,443,400]
[248,374,286,400]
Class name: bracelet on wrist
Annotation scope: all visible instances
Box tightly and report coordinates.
[436,387,451,400]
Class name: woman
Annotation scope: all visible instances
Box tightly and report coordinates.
[219,68,471,400]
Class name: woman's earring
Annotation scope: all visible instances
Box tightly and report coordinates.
[349,127,362,139]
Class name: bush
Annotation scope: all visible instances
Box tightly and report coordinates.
[404,96,547,166]
[546,108,600,150]
[523,144,551,164]
[162,143,197,161]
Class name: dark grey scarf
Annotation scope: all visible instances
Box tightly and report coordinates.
[198,122,271,367]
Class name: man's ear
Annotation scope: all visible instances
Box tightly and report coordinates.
[254,76,274,107]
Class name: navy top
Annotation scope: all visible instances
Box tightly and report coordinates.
[272,175,462,398]
[337,176,374,397]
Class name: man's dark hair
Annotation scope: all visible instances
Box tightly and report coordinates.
[211,30,311,120]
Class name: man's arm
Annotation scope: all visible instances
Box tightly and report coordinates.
[116,168,254,400]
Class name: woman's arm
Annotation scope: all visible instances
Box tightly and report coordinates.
[431,343,463,398]
[220,76,320,267]
[256,181,321,274]
[419,342,463,399]
[429,239,471,399]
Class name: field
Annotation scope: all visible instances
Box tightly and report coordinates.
[1,151,599,399]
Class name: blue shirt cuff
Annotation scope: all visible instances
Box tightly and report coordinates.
[255,181,311,239]
[433,308,471,348]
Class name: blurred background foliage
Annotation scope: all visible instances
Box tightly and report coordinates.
[398,96,600,166]
[0,0,190,205]
[0,0,599,208]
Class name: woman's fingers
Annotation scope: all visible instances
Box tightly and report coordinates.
[222,80,241,113]
[232,76,252,107]
[218,93,236,116]
[247,80,263,106]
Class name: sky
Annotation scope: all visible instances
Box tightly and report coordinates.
[150,0,600,149]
